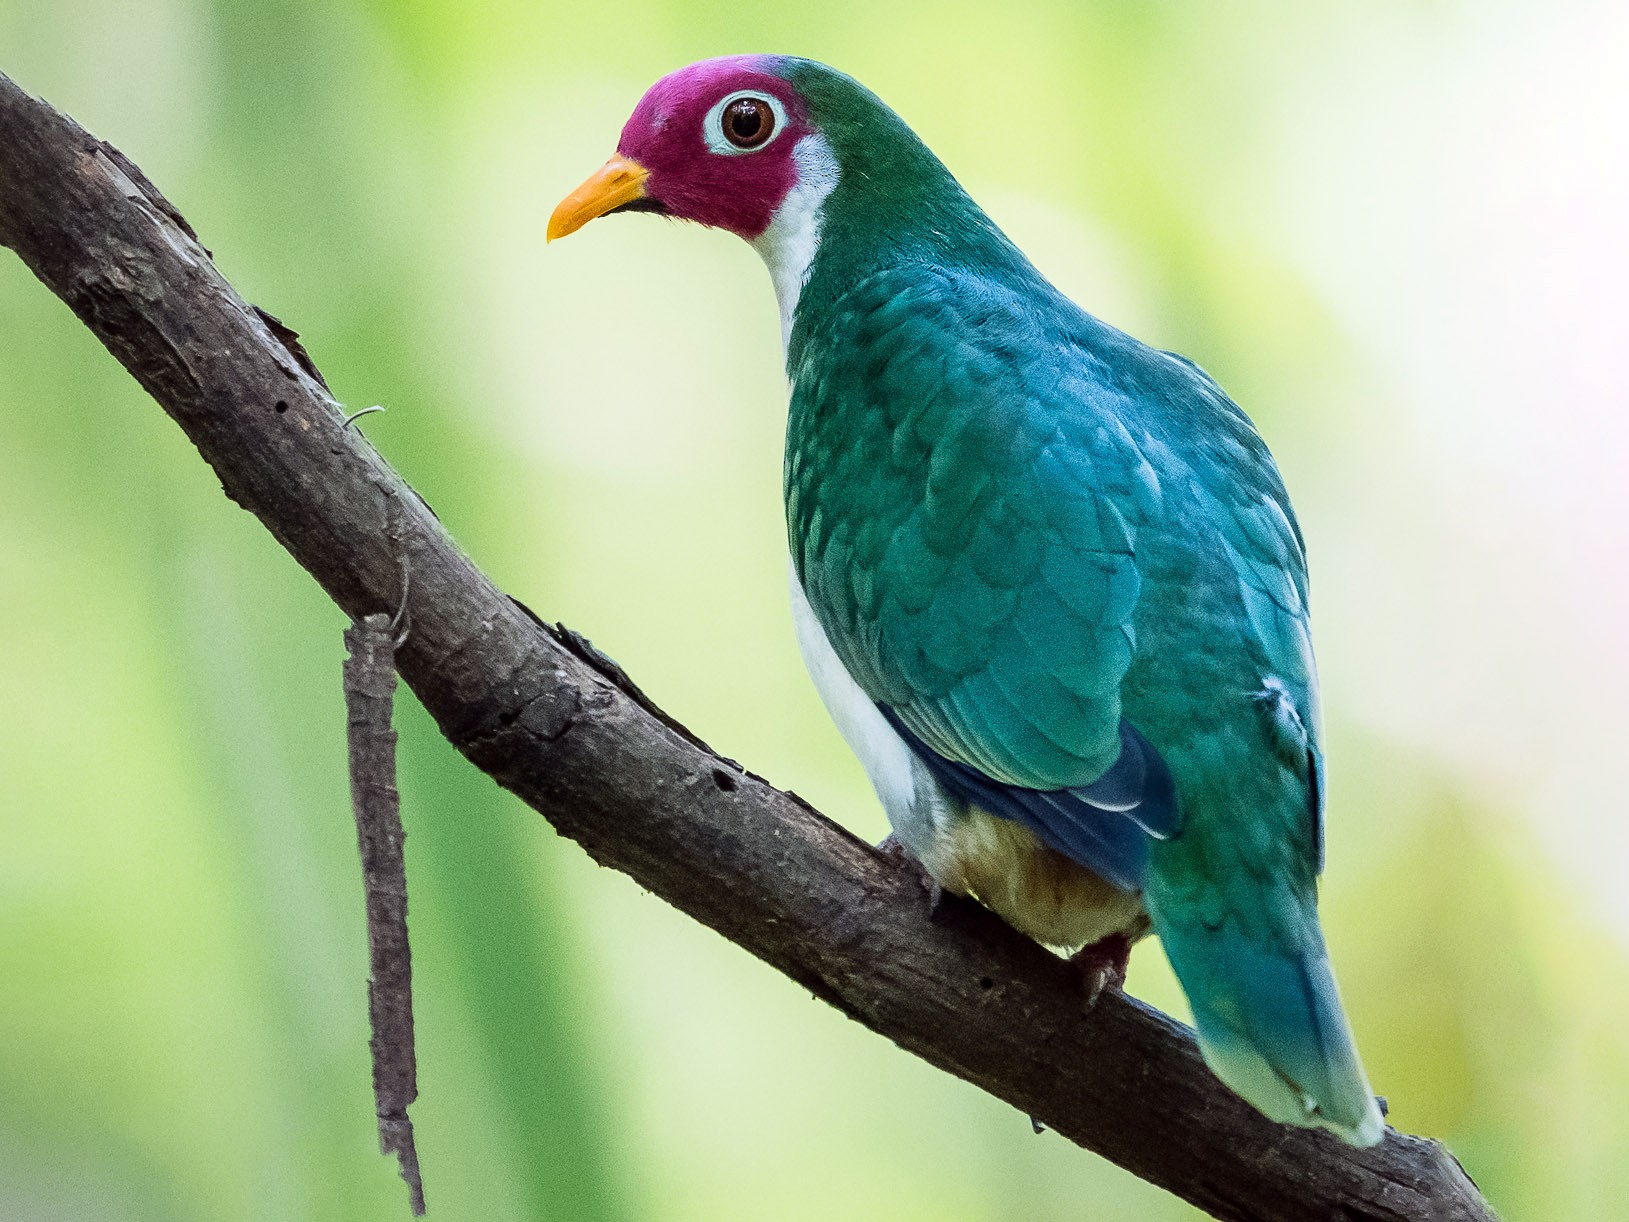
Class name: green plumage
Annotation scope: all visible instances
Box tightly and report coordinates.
[777,57,1381,1144]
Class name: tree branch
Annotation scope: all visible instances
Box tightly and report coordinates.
[0,69,1496,1222]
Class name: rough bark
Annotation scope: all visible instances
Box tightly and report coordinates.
[0,69,1496,1222]
[344,612,425,1215]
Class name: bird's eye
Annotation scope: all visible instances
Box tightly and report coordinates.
[703,91,788,156]
[723,97,775,150]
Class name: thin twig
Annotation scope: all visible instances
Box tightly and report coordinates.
[344,612,425,1216]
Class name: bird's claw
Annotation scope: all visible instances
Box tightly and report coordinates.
[876,831,908,860]
[877,833,947,920]
[924,877,945,920]
[1071,933,1132,1011]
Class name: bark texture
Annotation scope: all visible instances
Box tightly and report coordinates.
[0,69,1497,1222]
[344,612,424,1215]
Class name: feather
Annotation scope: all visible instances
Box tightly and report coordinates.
[880,707,1177,891]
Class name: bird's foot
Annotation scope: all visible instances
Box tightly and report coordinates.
[1070,932,1133,1010]
[876,833,946,920]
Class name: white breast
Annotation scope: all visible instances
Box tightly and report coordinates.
[788,564,963,869]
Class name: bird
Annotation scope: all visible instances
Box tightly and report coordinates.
[547,54,1384,1147]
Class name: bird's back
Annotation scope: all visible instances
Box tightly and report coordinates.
[787,256,1382,1144]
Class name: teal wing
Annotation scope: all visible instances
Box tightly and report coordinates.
[787,264,1379,1143]
[786,264,1177,886]
[1133,358,1380,1145]
[1167,349,1328,865]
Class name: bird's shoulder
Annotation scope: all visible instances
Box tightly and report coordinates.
[789,261,1308,624]
[788,263,1166,787]
[789,260,1327,874]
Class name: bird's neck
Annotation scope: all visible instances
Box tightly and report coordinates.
[751,132,1028,369]
[750,134,841,353]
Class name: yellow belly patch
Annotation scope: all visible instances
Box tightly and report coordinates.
[937,807,1146,951]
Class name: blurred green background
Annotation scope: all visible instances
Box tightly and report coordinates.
[3,2,1627,1219]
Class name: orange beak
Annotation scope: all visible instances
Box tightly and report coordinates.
[547,155,651,242]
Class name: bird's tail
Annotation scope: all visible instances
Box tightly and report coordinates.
[1153,898,1385,1147]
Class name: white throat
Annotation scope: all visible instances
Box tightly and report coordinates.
[750,134,839,353]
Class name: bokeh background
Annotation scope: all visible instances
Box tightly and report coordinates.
[2,1,1626,1218]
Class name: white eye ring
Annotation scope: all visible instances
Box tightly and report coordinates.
[703,90,789,156]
